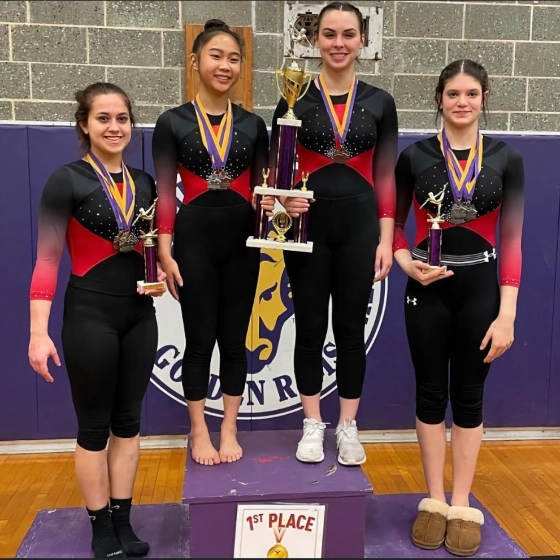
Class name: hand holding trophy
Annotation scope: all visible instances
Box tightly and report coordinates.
[133,198,166,293]
[246,21,315,253]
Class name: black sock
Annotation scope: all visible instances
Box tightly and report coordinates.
[110,498,150,557]
[87,505,126,558]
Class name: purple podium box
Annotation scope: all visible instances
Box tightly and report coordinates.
[183,429,373,558]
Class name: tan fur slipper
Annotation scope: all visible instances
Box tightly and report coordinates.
[411,497,449,550]
[445,505,484,556]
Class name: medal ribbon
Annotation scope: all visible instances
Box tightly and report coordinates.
[85,152,136,230]
[317,73,357,145]
[193,94,233,169]
[438,129,483,202]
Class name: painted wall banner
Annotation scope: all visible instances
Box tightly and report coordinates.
[2,125,559,441]
[233,503,326,558]
[150,236,387,421]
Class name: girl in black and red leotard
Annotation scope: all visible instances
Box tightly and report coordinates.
[393,60,524,556]
[28,83,166,559]
[153,20,271,467]
[269,1,398,467]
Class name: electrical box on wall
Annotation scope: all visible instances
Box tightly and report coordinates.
[283,1,383,60]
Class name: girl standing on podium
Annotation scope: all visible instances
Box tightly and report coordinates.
[270,1,398,467]
[153,19,272,467]
[28,83,166,558]
[393,60,524,556]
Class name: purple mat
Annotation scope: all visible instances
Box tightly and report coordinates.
[183,429,373,504]
[365,494,528,558]
[15,495,528,559]
[16,503,189,559]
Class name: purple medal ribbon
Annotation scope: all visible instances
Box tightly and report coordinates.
[87,151,134,231]
[441,129,481,203]
[192,98,233,170]
[317,76,357,145]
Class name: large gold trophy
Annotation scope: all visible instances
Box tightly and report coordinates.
[247,23,314,252]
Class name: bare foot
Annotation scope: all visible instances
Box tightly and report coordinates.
[219,426,243,463]
[189,428,221,466]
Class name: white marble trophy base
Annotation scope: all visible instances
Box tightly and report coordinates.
[246,237,314,253]
[249,186,314,252]
[253,186,314,198]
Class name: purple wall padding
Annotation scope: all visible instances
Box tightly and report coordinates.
[1,126,557,441]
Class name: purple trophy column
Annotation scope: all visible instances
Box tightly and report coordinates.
[276,124,298,190]
[300,211,309,244]
[427,226,442,267]
[254,195,268,239]
[293,215,300,243]
[144,244,158,283]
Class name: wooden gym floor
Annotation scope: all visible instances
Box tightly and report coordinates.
[0,441,559,558]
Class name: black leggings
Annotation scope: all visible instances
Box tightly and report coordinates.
[284,190,379,399]
[174,202,260,401]
[61,285,157,452]
[405,259,500,429]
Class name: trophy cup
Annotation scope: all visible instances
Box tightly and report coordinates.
[134,199,166,291]
[419,184,447,268]
[246,23,315,253]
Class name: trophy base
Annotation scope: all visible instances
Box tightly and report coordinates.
[277,117,302,128]
[137,280,166,291]
[246,236,313,253]
[253,186,314,199]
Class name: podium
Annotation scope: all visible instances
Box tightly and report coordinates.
[183,429,372,558]
[15,431,529,558]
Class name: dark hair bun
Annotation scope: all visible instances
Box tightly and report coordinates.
[204,19,228,31]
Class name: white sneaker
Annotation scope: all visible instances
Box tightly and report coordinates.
[296,418,327,463]
[336,419,366,466]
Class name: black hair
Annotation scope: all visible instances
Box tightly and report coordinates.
[192,18,244,58]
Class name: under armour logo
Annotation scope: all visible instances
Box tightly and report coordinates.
[483,249,497,262]
[407,297,417,305]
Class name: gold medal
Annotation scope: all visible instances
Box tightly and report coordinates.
[267,544,288,558]
[268,524,288,558]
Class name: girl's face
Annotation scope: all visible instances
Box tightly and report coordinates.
[317,9,364,73]
[80,93,131,156]
[192,33,241,96]
[439,73,487,129]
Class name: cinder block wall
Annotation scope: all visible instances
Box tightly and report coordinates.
[0,1,558,131]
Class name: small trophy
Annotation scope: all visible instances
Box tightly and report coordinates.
[420,184,447,268]
[134,198,166,291]
[247,22,314,253]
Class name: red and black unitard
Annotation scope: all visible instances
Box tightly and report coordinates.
[29,160,158,452]
[271,80,398,399]
[394,134,524,428]
[152,102,268,402]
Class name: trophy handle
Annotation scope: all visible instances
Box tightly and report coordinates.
[299,72,314,101]
[275,69,285,100]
